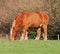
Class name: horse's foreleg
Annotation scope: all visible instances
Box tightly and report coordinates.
[43,25,47,40]
[20,27,27,40]
[24,31,28,40]
[35,28,41,40]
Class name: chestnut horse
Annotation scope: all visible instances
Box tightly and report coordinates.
[10,11,49,40]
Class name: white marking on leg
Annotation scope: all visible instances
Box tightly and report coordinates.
[10,30,12,35]
[20,33,24,40]
[25,32,28,40]
[35,37,40,40]
[40,24,42,27]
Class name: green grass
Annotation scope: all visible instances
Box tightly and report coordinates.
[0,39,60,54]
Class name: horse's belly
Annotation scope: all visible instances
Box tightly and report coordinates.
[30,19,42,28]
[30,23,41,28]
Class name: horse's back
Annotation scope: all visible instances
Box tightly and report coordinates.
[23,11,48,25]
[15,11,49,27]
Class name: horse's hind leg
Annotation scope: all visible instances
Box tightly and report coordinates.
[35,28,41,40]
[43,25,47,40]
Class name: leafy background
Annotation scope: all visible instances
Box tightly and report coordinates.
[0,0,60,39]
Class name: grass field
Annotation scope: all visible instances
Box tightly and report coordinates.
[0,39,60,54]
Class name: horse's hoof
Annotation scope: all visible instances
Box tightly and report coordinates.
[35,37,40,40]
[24,37,28,40]
[10,38,14,41]
[20,36,24,41]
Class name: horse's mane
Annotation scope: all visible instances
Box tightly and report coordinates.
[15,12,25,20]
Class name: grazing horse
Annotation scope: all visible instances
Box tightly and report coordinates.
[10,11,49,40]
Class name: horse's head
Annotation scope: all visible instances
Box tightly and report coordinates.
[10,13,23,40]
[10,19,16,40]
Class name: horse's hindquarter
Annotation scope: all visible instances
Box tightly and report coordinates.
[38,11,49,25]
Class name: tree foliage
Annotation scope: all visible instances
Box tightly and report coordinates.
[0,0,60,39]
